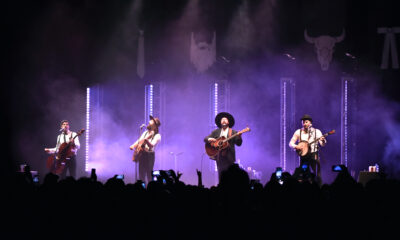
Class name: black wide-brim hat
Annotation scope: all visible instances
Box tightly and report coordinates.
[301,114,313,122]
[150,115,161,127]
[215,112,235,128]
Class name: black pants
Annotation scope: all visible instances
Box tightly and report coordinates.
[215,151,235,182]
[60,155,76,179]
[138,152,155,184]
[300,152,321,179]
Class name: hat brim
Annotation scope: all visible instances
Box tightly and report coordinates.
[215,112,235,128]
[301,117,312,122]
[149,115,161,127]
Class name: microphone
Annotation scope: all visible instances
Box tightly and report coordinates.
[59,128,64,132]
[284,53,296,60]
[345,52,356,59]
[140,124,146,129]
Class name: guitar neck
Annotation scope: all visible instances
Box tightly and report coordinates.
[226,133,237,141]
[309,133,328,145]
[68,131,83,144]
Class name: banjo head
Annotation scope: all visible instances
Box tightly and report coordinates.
[297,141,310,156]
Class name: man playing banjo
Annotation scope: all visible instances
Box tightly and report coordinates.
[289,114,326,183]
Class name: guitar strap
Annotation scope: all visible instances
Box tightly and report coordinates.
[55,135,61,153]
[219,128,232,157]
[143,130,155,141]
[313,128,317,152]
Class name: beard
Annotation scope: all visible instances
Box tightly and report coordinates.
[147,124,158,133]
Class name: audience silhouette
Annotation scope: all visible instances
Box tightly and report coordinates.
[3,163,399,240]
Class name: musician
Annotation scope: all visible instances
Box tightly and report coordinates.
[130,116,161,184]
[204,112,243,181]
[44,120,80,179]
[289,114,326,183]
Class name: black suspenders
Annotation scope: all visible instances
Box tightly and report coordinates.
[300,128,316,152]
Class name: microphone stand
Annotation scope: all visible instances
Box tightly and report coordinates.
[50,129,63,171]
[201,153,205,175]
[170,152,183,173]
[170,152,178,173]
[135,125,145,183]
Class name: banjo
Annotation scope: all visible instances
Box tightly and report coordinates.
[296,129,335,156]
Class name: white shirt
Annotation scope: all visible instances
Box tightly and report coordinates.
[220,127,229,138]
[47,131,81,155]
[289,127,326,153]
[131,130,161,152]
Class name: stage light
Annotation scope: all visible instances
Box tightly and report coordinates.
[145,84,154,121]
[209,81,231,183]
[343,80,348,167]
[149,84,153,116]
[282,81,287,171]
[144,82,165,168]
[213,83,218,173]
[280,78,295,171]
[214,83,218,121]
[85,87,90,172]
[341,77,356,168]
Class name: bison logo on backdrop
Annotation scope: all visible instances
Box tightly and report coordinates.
[304,29,345,71]
[190,31,216,73]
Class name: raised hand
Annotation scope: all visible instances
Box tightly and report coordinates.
[196,169,203,187]
[176,171,183,180]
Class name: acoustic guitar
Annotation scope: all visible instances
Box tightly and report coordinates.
[205,127,250,158]
[132,131,154,162]
[296,129,335,156]
[47,129,85,174]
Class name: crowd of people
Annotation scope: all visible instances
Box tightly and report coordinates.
[3,163,399,240]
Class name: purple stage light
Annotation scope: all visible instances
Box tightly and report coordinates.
[343,80,348,166]
[341,77,356,169]
[280,78,296,172]
[145,84,154,119]
[86,87,90,172]
[214,83,218,121]
[213,83,218,173]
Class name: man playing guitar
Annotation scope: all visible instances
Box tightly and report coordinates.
[289,114,326,184]
[130,116,161,184]
[204,112,243,182]
[45,120,81,179]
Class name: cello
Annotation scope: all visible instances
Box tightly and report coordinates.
[46,129,85,174]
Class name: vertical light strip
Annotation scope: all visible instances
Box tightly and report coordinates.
[214,83,218,120]
[85,87,90,172]
[149,84,154,116]
[343,80,348,167]
[145,84,154,128]
[282,81,287,171]
[214,83,218,172]
[145,85,148,123]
